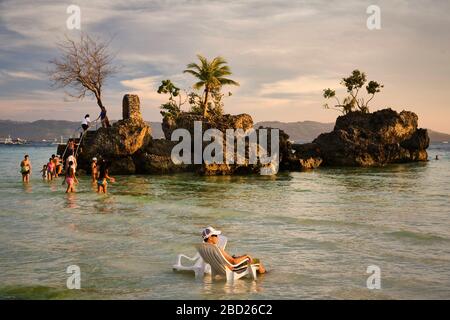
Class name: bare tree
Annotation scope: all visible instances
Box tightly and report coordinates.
[49,33,116,112]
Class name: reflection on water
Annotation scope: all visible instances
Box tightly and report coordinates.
[201,276,261,297]
[0,145,449,299]
[65,193,79,209]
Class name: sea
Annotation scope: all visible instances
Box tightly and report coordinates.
[0,143,449,299]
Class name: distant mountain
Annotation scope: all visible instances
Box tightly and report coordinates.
[428,130,450,142]
[255,121,450,143]
[0,119,448,143]
[0,120,165,141]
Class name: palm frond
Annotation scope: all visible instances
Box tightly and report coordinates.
[218,78,240,86]
[183,69,201,78]
[193,81,206,90]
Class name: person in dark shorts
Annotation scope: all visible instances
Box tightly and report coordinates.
[20,154,32,182]
[80,114,91,137]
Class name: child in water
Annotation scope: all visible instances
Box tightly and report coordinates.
[40,164,47,180]
[97,160,115,194]
[46,158,54,181]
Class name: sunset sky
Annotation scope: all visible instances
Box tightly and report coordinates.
[1,0,449,133]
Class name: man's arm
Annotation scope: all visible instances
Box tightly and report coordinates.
[220,248,251,265]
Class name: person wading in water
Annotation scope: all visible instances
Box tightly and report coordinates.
[20,154,32,183]
[65,160,78,193]
[97,160,115,194]
[91,157,98,183]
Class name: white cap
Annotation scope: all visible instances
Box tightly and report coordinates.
[202,226,221,240]
[92,157,97,161]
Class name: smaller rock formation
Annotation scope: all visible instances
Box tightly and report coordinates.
[310,108,429,166]
[288,143,323,170]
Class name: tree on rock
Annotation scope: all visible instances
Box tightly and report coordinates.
[48,33,116,112]
[157,79,186,120]
[183,55,239,118]
[323,70,383,114]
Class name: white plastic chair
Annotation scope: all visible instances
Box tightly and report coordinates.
[196,242,258,283]
[173,235,227,278]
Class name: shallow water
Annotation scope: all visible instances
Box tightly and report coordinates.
[0,144,449,299]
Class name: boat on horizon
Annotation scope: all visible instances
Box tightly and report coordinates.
[443,141,448,144]
[51,136,65,145]
[0,135,27,145]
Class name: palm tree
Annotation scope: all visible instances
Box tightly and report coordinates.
[183,55,239,117]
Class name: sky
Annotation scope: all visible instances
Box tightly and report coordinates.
[0,0,449,133]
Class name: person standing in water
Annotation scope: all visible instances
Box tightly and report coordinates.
[65,161,77,193]
[40,164,48,180]
[46,158,55,181]
[91,157,98,183]
[51,154,58,178]
[97,160,115,194]
[66,152,77,174]
[20,155,32,182]
[56,155,63,177]
[67,139,75,158]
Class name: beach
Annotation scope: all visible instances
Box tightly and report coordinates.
[0,144,449,299]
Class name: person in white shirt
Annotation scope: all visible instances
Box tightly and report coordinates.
[66,154,77,173]
[81,114,91,137]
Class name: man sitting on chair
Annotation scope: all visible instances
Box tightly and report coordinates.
[202,226,266,274]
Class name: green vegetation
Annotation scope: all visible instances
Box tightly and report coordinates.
[157,79,185,119]
[183,55,239,117]
[158,55,238,120]
[323,70,383,114]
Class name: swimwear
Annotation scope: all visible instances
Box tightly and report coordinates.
[66,177,74,185]
[20,165,30,175]
[97,179,107,186]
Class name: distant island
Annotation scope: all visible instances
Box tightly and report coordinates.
[1,119,449,143]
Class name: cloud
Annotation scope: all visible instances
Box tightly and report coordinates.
[120,76,165,102]
[0,0,450,132]
[1,70,41,80]
[260,76,341,98]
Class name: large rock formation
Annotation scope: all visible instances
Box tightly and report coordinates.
[308,108,429,166]
[163,112,264,175]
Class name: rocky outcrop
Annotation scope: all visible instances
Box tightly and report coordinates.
[288,143,323,170]
[310,108,429,166]
[163,112,261,175]
[133,139,192,174]
[58,95,430,176]
[74,94,152,174]
[162,112,254,139]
